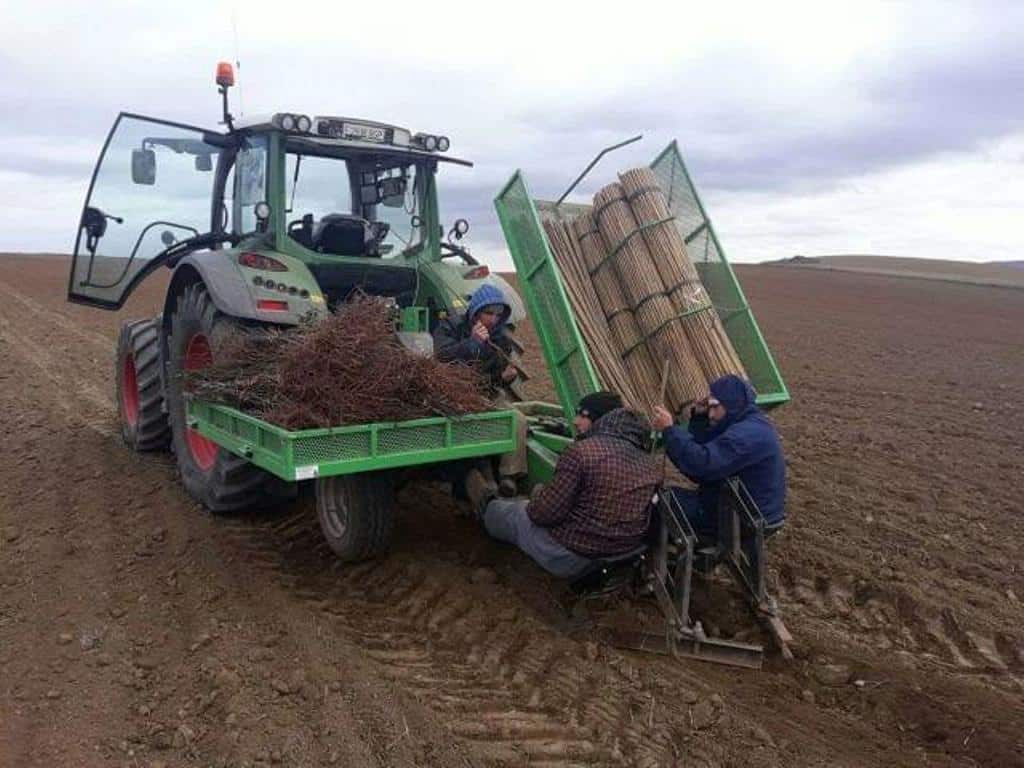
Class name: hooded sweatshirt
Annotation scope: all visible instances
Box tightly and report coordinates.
[433,283,514,388]
[528,408,662,558]
[663,376,786,526]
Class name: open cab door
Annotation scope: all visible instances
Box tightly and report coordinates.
[68,112,230,309]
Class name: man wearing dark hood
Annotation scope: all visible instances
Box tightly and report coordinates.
[471,391,661,578]
[434,283,518,393]
[652,375,786,541]
[434,283,527,494]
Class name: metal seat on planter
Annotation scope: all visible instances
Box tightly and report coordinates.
[569,543,649,596]
[568,498,666,596]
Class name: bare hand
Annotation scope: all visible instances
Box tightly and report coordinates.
[471,321,490,344]
[651,405,674,431]
[688,398,709,419]
[501,365,517,383]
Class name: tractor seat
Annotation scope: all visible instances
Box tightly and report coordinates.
[569,544,648,596]
[312,214,372,257]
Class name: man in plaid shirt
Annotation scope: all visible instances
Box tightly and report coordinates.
[470,392,661,578]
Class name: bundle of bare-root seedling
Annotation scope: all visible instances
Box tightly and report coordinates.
[185,295,492,430]
[544,167,746,414]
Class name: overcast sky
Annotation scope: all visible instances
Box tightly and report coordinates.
[1,0,1021,269]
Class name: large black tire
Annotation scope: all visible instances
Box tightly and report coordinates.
[116,317,171,452]
[316,473,395,562]
[166,282,284,514]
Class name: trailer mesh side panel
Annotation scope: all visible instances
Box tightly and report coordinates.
[650,143,788,405]
[495,172,600,422]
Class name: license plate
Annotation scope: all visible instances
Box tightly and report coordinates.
[342,123,386,143]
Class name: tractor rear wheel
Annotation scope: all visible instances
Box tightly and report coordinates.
[316,473,395,562]
[166,282,283,513]
[116,317,171,452]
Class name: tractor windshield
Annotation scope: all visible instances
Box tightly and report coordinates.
[284,142,425,258]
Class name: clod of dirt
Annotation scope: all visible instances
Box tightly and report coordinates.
[271,678,295,696]
[215,667,241,690]
[172,724,195,748]
[690,699,721,731]
[813,663,852,687]
[45,689,61,699]
[109,606,126,619]
[57,632,73,645]
[79,629,102,650]
[748,723,775,747]
[683,689,699,705]
[4,526,20,542]
[801,689,816,704]
[151,730,174,751]
[469,567,498,585]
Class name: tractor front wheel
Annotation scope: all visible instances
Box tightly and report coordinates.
[316,473,395,562]
[166,282,283,513]
[116,317,171,452]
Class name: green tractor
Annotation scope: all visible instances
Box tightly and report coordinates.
[68,63,524,560]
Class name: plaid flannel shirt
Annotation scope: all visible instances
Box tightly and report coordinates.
[528,409,661,558]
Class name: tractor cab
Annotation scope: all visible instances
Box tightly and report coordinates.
[67,62,521,330]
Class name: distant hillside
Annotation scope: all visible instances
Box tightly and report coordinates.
[766,254,1024,289]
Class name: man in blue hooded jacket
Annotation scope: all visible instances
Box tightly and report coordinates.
[434,283,518,392]
[651,375,786,542]
[434,284,527,494]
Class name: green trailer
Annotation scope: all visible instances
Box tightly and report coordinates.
[186,401,517,483]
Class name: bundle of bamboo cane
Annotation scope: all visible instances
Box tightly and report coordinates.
[592,182,707,407]
[618,168,745,380]
[570,212,662,410]
[542,217,648,409]
[535,168,745,415]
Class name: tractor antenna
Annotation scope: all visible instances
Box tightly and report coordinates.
[216,61,236,132]
[231,9,244,116]
[556,134,643,206]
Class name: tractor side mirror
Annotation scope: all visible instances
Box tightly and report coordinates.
[160,230,177,247]
[195,154,213,172]
[131,148,156,185]
[378,177,407,208]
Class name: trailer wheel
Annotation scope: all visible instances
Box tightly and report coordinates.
[166,282,285,513]
[316,473,395,562]
[116,316,171,452]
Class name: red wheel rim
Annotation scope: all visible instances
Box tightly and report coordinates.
[184,333,218,471]
[121,353,139,427]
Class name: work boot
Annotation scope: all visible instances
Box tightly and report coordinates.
[464,468,498,521]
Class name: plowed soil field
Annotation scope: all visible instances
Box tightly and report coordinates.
[1,255,1022,768]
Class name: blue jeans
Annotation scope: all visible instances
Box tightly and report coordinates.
[483,498,593,579]
[670,488,720,543]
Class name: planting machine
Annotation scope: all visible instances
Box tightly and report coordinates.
[70,63,792,666]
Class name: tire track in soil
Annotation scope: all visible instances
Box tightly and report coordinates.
[774,570,1024,690]
[0,314,116,438]
[215,506,692,768]
[0,277,112,351]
